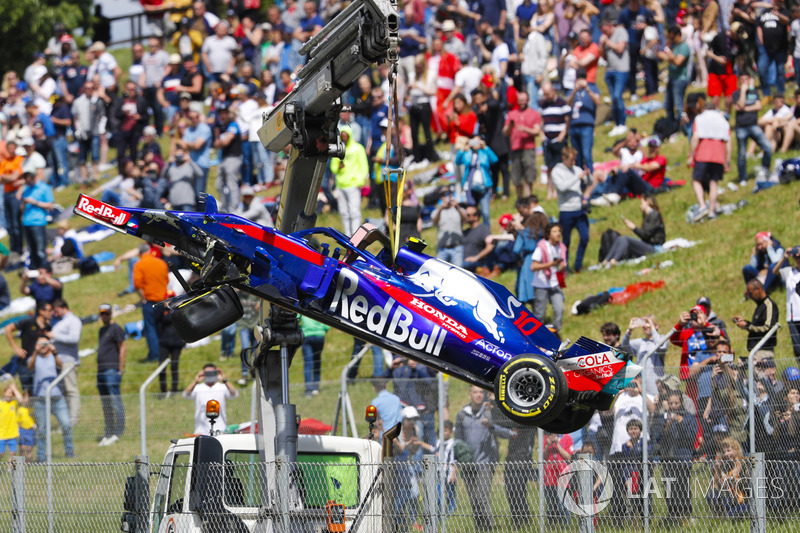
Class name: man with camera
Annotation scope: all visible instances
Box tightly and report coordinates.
[432,187,466,267]
[183,363,238,435]
[733,278,779,360]
[671,304,726,402]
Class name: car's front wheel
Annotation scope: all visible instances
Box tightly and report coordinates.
[494,354,567,426]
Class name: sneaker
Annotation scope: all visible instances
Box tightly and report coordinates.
[237,378,247,386]
[0,373,12,382]
[105,435,119,446]
[691,205,709,223]
[739,179,748,187]
[311,390,320,396]
[727,182,739,191]
[605,193,621,205]
[98,437,110,447]
[590,196,611,207]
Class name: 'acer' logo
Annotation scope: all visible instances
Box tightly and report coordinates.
[76,195,130,226]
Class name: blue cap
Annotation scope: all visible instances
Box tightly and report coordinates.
[216,101,230,111]
[784,367,800,381]
[33,52,45,60]
[790,246,800,257]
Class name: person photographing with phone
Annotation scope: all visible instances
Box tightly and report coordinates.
[671,304,727,407]
[601,194,666,268]
[183,363,238,435]
[530,223,567,333]
[620,315,667,394]
[732,278,779,362]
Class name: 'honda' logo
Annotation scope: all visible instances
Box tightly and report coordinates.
[75,195,130,226]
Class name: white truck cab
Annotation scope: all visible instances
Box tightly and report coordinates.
[125,433,383,533]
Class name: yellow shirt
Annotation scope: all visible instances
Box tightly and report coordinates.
[17,406,34,431]
[0,400,19,440]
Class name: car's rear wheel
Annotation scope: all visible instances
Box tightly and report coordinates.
[540,404,596,434]
[494,354,567,426]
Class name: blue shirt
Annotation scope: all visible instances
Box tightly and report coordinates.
[480,0,506,27]
[516,2,537,23]
[183,122,212,169]
[300,15,324,33]
[28,280,61,305]
[618,7,652,43]
[34,113,56,137]
[371,389,403,432]
[50,103,72,138]
[692,350,715,399]
[21,182,53,226]
[369,104,389,149]
[569,85,599,127]
[399,19,426,58]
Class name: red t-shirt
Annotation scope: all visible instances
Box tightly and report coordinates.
[505,107,541,151]
[543,434,573,486]
[572,43,601,83]
[641,154,667,188]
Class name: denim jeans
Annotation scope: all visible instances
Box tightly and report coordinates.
[24,225,47,270]
[34,396,74,461]
[736,124,772,181]
[757,45,786,97]
[241,138,252,185]
[142,302,161,362]
[569,125,595,171]
[97,368,125,438]
[251,140,274,185]
[608,169,656,196]
[605,71,629,126]
[4,192,23,254]
[523,75,540,110]
[627,45,641,94]
[347,337,385,379]
[743,263,780,293]
[221,322,237,357]
[665,78,689,123]
[195,166,209,201]
[436,244,464,267]
[472,188,491,228]
[52,135,71,187]
[302,335,325,393]
[642,56,659,95]
[559,209,590,272]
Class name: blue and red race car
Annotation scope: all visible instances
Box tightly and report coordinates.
[74,194,641,431]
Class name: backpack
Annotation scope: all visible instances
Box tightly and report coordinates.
[452,439,475,463]
[653,117,679,140]
[598,228,621,263]
[60,238,78,259]
[78,256,99,276]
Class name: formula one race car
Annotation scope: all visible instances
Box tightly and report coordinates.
[74,194,641,431]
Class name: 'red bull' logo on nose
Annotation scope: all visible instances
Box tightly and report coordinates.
[75,195,130,226]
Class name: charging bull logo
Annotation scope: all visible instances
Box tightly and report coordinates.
[76,195,130,226]
[406,258,520,343]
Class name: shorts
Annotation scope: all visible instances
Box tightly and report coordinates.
[693,161,725,189]
[708,73,737,98]
[0,438,18,453]
[19,428,34,447]
[511,149,538,186]
[78,136,100,164]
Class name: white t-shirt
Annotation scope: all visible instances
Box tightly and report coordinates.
[531,242,560,289]
[91,52,120,89]
[454,67,483,104]
[610,391,652,455]
[791,20,800,58]
[641,25,659,59]
[184,381,238,435]
[34,78,57,115]
[490,42,510,80]
[762,104,793,122]
[22,151,47,174]
[236,98,259,137]
[202,35,238,74]
[780,266,800,322]
[620,147,643,166]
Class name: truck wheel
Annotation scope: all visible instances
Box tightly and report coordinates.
[494,354,567,426]
[540,405,596,434]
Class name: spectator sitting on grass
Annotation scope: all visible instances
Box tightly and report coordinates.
[743,231,785,294]
[588,135,660,207]
[601,194,665,267]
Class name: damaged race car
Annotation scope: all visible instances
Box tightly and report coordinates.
[74,194,641,432]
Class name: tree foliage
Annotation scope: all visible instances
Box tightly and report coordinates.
[0,0,92,76]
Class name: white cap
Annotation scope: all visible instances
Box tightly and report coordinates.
[379,118,389,128]
[240,185,255,196]
[401,406,420,419]
[143,125,157,136]
[19,137,35,147]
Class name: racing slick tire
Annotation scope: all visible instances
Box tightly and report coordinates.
[494,354,568,426]
[540,404,596,434]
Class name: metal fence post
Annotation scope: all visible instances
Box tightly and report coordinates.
[747,323,781,454]
[11,455,25,533]
[422,454,438,533]
[135,455,150,533]
[139,358,172,456]
[336,344,369,437]
[578,454,595,533]
[751,452,766,533]
[437,373,446,533]
[537,427,544,531]
[276,455,290,532]
[45,360,76,533]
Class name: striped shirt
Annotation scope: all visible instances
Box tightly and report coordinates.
[539,96,571,140]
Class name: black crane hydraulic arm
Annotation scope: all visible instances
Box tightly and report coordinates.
[257,0,399,235]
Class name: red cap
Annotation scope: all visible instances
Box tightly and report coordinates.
[498,213,513,228]
[480,74,494,88]
[59,34,73,44]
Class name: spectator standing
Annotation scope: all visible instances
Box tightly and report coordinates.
[370,378,403,437]
[19,170,53,270]
[71,80,105,186]
[520,20,551,111]
[697,296,729,336]
[96,304,125,447]
[454,386,508,530]
[542,432,574,524]
[133,243,169,363]
[236,186,273,227]
[732,75,771,186]
[113,81,148,173]
[141,37,169,135]
[567,69,600,173]
[300,316,329,397]
[456,136,495,225]
[183,363,238,435]
[20,136,46,185]
[0,138,24,257]
[4,302,53,395]
[539,82,571,183]
[162,147,203,211]
[0,383,22,461]
[733,279,779,359]
[653,390,697,520]
[462,206,494,273]
[621,315,667,394]
[181,109,212,200]
[503,91,541,200]
[29,336,74,460]
[86,41,122,93]
[551,146,590,273]
[743,231,785,293]
[156,303,184,398]
[687,101,731,222]
[617,0,652,96]
[51,299,82,427]
[706,28,737,113]
[329,126,368,237]
[756,0,790,99]
[775,246,800,364]
[600,16,629,136]
[213,103,243,213]
[531,223,567,331]
[659,25,691,124]
[202,21,238,83]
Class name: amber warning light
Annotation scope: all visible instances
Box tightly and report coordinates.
[206,399,220,419]
[365,405,377,424]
